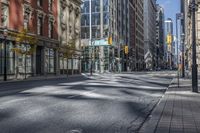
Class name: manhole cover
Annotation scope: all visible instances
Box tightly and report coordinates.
[67,129,83,133]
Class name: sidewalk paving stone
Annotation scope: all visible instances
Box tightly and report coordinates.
[140,78,200,133]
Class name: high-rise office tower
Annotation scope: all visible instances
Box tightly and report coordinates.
[129,0,144,71]
[144,0,157,70]
[81,0,145,72]
[156,5,165,69]
[81,0,112,73]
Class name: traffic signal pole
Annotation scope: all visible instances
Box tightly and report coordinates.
[176,14,180,88]
[191,0,198,92]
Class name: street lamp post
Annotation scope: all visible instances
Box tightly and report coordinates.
[3,28,8,81]
[191,0,198,92]
[181,33,185,78]
[90,40,94,76]
[176,13,181,87]
[89,0,93,76]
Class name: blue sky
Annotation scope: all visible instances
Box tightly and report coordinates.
[157,0,180,33]
[157,0,181,54]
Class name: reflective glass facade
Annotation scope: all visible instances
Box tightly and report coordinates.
[0,41,15,75]
[81,0,110,39]
[45,48,55,73]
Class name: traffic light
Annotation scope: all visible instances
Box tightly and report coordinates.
[167,34,172,45]
[108,37,112,45]
[125,46,128,54]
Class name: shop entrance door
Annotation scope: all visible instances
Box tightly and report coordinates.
[36,46,42,75]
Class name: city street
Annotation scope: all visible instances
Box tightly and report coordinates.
[0,71,175,133]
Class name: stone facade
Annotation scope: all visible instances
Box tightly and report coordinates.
[59,0,81,46]
[58,0,82,75]
[184,0,200,72]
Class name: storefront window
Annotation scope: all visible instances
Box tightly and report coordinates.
[7,42,15,74]
[45,48,55,73]
[18,44,32,73]
[0,41,3,75]
[60,56,69,74]
[0,41,15,75]
[60,57,68,70]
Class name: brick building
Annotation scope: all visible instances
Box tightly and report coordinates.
[0,0,82,80]
[0,0,59,79]
[129,0,144,71]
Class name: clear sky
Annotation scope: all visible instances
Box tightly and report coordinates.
[157,0,180,34]
[157,0,181,55]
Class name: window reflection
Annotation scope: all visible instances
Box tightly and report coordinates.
[0,41,15,75]
[45,48,55,73]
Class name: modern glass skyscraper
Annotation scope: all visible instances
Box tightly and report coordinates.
[156,5,165,69]
[81,0,111,73]
[81,0,109,39]
[81,0,145,72]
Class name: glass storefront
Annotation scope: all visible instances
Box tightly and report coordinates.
[18,44,32,74]
[0,41,15,75]
[60,56,68,74]
[45,48,55,73]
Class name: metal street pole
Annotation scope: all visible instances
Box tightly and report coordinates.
[176,14,179,87]
[180,0,186,78]
[89,0,93,76]
[24,45,27,79]
[181,33,185,78]
[3,28,7,81]
[191,0,198,92]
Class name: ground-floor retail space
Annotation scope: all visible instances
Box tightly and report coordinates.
[0,39,81,80]
[81,45,115,73]
[81,45,145,73]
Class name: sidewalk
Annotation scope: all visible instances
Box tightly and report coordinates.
[140,78,200,133]
[0,74,83,84]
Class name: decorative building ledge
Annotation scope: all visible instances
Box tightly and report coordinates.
[1,0,9,5]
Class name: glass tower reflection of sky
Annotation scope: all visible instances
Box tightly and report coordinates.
[81,0,110,39]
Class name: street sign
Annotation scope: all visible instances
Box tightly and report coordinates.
[92,39,109,46]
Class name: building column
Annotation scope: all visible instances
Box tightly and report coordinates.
[55,48,60,75]
[32,49,36,76]
[100,46,104,73]
[41,46,46,76]
[14,44,19,79]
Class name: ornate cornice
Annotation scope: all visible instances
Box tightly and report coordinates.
[60,0,68,9]
[69,0,82,6]
[48,14,55,23]
[1,0,10,5]
[24,3,33,14]
[36,9,46,17]
[75,7,81,16]
[68,3,74,12]
[36,9,46,23]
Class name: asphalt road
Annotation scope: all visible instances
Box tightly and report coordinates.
[0,71,175,133]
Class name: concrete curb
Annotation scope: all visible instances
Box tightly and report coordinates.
[0,74,83,84]
[139,77,176,133]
